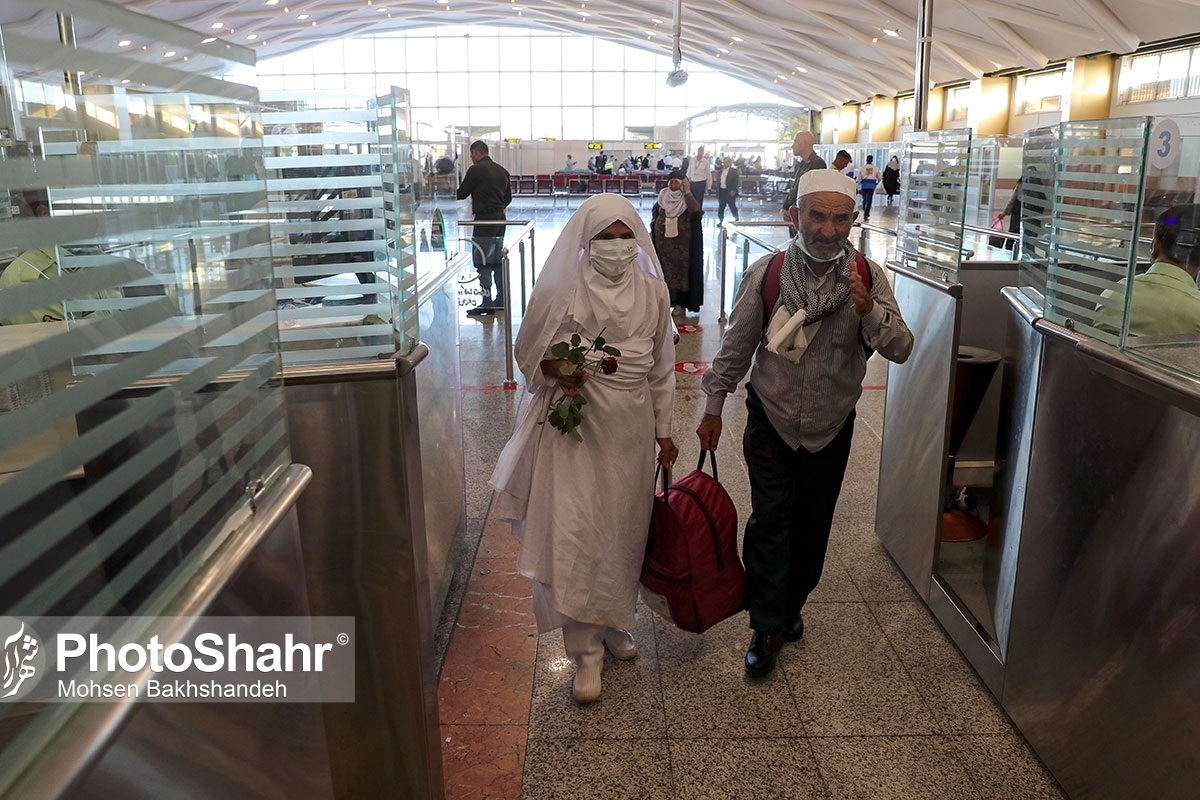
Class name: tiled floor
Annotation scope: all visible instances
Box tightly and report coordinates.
[434,197,1067,799]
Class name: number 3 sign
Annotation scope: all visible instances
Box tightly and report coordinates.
[1150,119,1181,170]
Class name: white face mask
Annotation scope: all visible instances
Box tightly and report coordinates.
[589,238,638,280]
[669,189,683,198]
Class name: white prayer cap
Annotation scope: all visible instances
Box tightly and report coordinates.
[797,169,856,200]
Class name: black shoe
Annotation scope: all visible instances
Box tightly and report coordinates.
[486,301,505,312]
[744,631,783,677]
[465,304,493,317]
[781,614,804,643]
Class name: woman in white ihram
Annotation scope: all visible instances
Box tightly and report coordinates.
[491,194,678,704]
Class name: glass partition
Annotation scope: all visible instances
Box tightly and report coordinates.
[895,129,972,282]
[0,0,287,779]
[1043,117,1149,346]
[376,87,420,355]
[1016,126,1059,301]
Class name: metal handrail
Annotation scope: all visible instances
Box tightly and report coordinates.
[457,218,536,388]
[717,220,791,323]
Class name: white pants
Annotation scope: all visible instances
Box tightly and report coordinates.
[562,620,605,666]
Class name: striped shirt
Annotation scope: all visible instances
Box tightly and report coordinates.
[701,252,913,451]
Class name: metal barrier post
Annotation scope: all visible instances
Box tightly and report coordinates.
[502,250,516,388]
[718,224,728,324]
[530,230,537,287]
[519,240,527,312]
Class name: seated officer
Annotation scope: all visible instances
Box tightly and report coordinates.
[1098,204,1200,336]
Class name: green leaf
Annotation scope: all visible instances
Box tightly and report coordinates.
[602,345,621,356]
[593,335,605,350]
[570,332,581,347]
[559,364,576,376]
[569,427,583,442]
[550,342,570,359]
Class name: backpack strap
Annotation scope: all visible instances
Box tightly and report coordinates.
[761,249,875,359]
[762,248,871,329]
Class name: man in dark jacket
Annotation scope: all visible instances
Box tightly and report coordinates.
[716,155,740,224]
[457,140,513,316]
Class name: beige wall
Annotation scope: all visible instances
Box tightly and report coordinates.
[969,77,1013,136]
[1063,54,1116,122]
[870,96,897,142]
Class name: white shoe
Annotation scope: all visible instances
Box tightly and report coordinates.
[603,628,637,660]
[573,659,602,703]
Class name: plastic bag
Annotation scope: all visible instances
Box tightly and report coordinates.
[988,216,1005,248]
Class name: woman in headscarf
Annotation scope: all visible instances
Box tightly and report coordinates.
[650,169,702,316]
[490,194,678,704]
[882,155,901,205]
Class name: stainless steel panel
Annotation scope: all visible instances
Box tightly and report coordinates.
[875,266,961,599]
[1004,330,1200,800]
[417,276,466,626]
[285,354,444,800]
[929,577,1004,696]
[955,262,1019,466]
[982,289,1043,657]
[68,477,334,800]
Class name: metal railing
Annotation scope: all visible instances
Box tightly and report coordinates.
[457,219,536,388]
[717,220,792,323]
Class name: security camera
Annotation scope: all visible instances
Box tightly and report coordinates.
[665,69,689,87]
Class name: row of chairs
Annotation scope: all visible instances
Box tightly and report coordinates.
[508,174,661,197]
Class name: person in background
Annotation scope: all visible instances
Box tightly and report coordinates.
[489,194,677,704]
[833,149,854,179]
[456,140,513,317]
[565,154,576,171]
[651,169,702,317]
[781,131,826,235]
[686,145,712,208]
[716,155,740,224]
[882,155,901,205]
[697,169,912,678]
[856,155,881,222]
[1097,204,1200,336]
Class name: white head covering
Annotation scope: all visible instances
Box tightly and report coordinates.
[514,193,663,384]
[797,168,857,200]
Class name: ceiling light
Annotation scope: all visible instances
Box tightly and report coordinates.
[298,13,309,18]
[645,30,656,36]
[578,10,588,16]
[730,36,743,42]
[795,66,808,73]
[266,0,279,4]
[718,47,729,53]
[164,50,176,57]
[202,36,217,43]
[121,79,130,84]
[883,28,899,37]
[776,74,788,81]
[211,22,224,29]
[651,17,663,23]
[118,39,132,46]
[872,37,879,43]
[246,33,258,40]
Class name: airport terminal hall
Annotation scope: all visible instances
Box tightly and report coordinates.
[5,0,1200,798]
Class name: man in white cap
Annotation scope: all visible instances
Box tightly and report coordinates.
[697,169,913,677]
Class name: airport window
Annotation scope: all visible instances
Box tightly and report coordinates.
[1017,70,1064,114]
[1120,46,1200,104]
[897,96,915,126]
[242,25,797,143]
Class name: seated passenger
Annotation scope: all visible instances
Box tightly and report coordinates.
[1097,204,1200,336]
[0,246,121,325]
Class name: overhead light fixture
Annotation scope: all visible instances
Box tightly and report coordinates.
[730,36,743,42]
[118,39,132,46]
[645,30,656,36]
[651,17,663,24]
[883,28,899,37]
[211,22,225,29]
[164,50,176,57]
[266,0,279,4]
[795,66,808,73]
[246,33,258,40]
[298,13,309,18]
[202,37,217,43]
[718,47,728,53]
[776,74,789,81]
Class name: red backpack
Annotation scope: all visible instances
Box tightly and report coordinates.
[762,249,873,356]
[640,451,744,634]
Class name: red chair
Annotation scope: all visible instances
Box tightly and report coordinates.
[551,173,570,206]
[622,177,640,197]
[509,176,520,196]
[519,175,536,194]
[536,174,553,195]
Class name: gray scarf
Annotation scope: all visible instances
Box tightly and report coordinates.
[779,241,852,324]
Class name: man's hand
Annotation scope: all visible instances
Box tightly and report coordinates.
[540,358,587,396]
[849,265,874,317]
[656,438,678,470]
[696,413,723,451]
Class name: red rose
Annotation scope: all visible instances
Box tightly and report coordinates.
[601,357,618,374]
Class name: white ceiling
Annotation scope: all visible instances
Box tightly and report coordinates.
[8,0,1200,109]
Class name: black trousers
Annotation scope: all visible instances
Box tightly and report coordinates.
[741,385,855,633]
[718,190,738,222]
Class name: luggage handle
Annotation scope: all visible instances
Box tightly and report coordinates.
[696,449,718,481]
[649,465,727,573]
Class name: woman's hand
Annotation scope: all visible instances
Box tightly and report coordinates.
[656,437,678,470]
[540,358,588,396]
[682,177,692,192]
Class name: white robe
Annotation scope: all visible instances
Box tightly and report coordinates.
[497,271,674,632]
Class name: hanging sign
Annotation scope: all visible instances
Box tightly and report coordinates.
[587,142,604,150]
